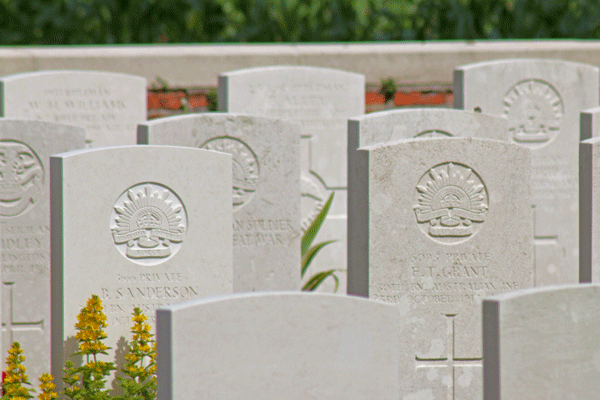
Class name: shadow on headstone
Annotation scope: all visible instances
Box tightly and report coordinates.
[110,335,128,396]
[64,336,82,367]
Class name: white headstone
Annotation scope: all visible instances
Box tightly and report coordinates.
[0,119,85,389]
[347,108,508,294]
[156,292,400,400]
[580,106,600,141]
[219,66,365,292]
[483,284,600,400]
[138,114,301,291]
[579,135,600,282]
[0,70,147,147]
[349,137,533,399]
[50,145,232,383]
[455,59,599,286]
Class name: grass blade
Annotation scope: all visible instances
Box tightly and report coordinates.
[301,239,338,278]
[301,192,334,255]
[301,269,345,292]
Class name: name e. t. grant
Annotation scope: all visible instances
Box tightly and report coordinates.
[371,251,522,305]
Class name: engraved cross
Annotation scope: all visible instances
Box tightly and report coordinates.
[415,314,482,400]
[2,282,44,346]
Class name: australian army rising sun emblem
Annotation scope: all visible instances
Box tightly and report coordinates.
[414,162,488,244]
[0,141,44,217]
[110,183,187,265]
[200,137,259,211]
[503,79,564,148]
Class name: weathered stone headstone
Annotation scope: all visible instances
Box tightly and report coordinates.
[483,284,600,400]
[0,70,147,147]
[347,108,508,294]
[349,137,533,399]
[138,114,301,291]
[0,119,85,389]
[219,66,364,292]
[50,145,232,383]
[455,59,599,286]
[156,292,400,400]
[580,106,600,141]
[580,135,600,282]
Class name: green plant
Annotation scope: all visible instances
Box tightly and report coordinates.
[62,295,115,400]
[3,0,600,45]
[379,77,397,104]
[149,77,170,92]
[301,192,345,291]
[3,297,159,400]
[115,308,157,400]
[60,296,158,400]
[37,374,58,400]
[1,343,58,400]
[4,0,600,45]
[2,342,34,400]
[205,88,218,112]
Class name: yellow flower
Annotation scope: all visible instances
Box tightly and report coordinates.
[118,307,157,397]
[139,344,151,353]
[85,361,98,370]
[3,342,34,399]
[37,373,57,400]
[125,353,140,363]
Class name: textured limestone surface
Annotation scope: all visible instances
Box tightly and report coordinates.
[347,108,508,295]
[138,113,301,291]
[350,137,533,399]
[219,66,365,292]
[0,70,146,146]
[580,134,600,282]
[0,119,85,391]
[50,145,232,385]
[455,59,599,286]
[157,292,400,400]
[483,284,600,400]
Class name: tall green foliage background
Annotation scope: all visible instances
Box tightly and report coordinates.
[1,0,599,45]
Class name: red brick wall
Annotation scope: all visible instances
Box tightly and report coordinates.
[147,85,453,119]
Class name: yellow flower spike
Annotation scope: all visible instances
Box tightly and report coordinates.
[117,307,157,398]
[3,342,34,400]
[37,373,57,400]
[65,295,115,398]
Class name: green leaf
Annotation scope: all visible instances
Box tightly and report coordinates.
[301,269,345,292]
[301,239,337,277]
[301,192,334,256]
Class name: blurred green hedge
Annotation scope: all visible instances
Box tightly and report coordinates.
[1,0,599,45]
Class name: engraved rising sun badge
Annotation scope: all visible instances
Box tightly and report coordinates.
[0,141,44,217]
[200,137,259,210]
[414,162,488,244]
[503,79,563,148]
[110,183,187,265]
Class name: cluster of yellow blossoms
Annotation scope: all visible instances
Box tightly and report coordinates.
[118,308,157,399]
[37,373,57,400]
[3,342,33,400]
[3,295,157,400]
[2,343,57,400]
[63,295,115,399]
[75,294,109,356]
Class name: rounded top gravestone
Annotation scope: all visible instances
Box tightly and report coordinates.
[455,58,600,286]
[50,145,233,388]
[0,70,147,147]
[348,137,534,400]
